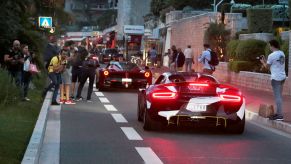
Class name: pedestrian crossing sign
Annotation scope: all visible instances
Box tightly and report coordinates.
[39,17,52,28]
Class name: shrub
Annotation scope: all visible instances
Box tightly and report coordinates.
[226,40,240,60]
[235,39,267,61]
[247,8,273,33]
[0,70,20,106]
[228,61,254,73]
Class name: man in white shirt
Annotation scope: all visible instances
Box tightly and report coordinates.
[184,45,194,72]
[198,44,213,75]
[260,40,286,121]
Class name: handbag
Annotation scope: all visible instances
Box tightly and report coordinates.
[29,63,39,74]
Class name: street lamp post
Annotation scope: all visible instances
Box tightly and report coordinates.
[213,0,225,12]
[230,0,235,13]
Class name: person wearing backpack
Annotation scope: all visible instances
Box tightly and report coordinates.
[198,44,217,75]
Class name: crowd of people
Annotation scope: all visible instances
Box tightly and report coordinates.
[2,40,37,101]
[42,37,100,105]
[163,43,216,75]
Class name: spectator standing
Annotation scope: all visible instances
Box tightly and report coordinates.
[42,49,67,105]
[71,41,87,99]
[260,40,287,121]
[198,44,213,75]
[60,49,75,105]
[184,45,194,72]
[43,35,59,68]
[148,46,157,67]
[170,45,178,72]
[76,53,99,102]
[176,48,185,72]
[4,40,24,86]
[21,44,34,101]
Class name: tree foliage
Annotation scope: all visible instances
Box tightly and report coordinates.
[204,22,231,61]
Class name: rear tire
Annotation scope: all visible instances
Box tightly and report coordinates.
[225,115,245,134]
[143,109,155,131]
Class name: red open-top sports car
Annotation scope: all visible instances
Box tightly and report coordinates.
[96,61,152,91]
[137,72,245,134]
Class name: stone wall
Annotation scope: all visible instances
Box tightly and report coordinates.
[214,62,291,96]
[239,33,274,42]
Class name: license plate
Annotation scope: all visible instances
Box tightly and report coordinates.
[188,86,201,91]
[122,78,132,82]
[186,104,207,112]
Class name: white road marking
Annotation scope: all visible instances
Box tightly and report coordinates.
[121,127,143,140]
[111,114,128,123]
[135,147,163,164]
[95,92,104,97]
[99,97,110,103]
[104,104,118,111]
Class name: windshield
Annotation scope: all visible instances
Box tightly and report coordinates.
[168,74,218,84]
[107,62,141,71]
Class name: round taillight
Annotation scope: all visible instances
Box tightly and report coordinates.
[144,72,150,78]
[104,70,109,76]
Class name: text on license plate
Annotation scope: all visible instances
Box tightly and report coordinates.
[186,104,207,112]
[122,78,132,82]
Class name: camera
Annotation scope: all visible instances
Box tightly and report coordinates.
[256,55,264,60]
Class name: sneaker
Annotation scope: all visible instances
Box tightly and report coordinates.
[75,97,83,101]
[87,99,93,103]
[51,101,60,106]
[65,100,76,105]
[60,99,66,104]
[269,114,284,121]
[24,97,30,101]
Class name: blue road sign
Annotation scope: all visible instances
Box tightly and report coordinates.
[39,17,52,28]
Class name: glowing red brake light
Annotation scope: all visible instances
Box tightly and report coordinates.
[104,70,109,76]
[189,83,209,87]
[220,94,242,102]
[152,92,177,99]
[144,72,150,78]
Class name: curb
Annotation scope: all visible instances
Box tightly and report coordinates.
[21,92,52,164]
[246,110,291,134]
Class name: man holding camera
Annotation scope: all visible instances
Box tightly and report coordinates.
[260,40,286,121]
[4,40,24,86]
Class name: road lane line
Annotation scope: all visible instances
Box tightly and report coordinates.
[104,104,118,111]
[99,97,110,103]
[120,127,143,140]
[94,92,104,97]
[111,114,128,123]
[135,147,163,164]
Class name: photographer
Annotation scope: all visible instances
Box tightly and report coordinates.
[4,40,24,86]
[260,40,286,121]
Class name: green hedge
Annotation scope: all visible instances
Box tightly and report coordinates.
[236,39,267,61]
[247,8,273,33]
[226,40,240,60]
[228,61,254,73]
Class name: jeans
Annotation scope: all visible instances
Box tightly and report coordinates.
[271,79,285,116]
[22,71,32,98]
[76,68,95,100]
[185,58,193,72]
[8,70,22,86]
[44,73,61,102]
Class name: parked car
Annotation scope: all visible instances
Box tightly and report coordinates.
[137,72,245,134]
[96,61,152,90]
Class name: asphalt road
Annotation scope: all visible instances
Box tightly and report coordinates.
[59,86,291,164]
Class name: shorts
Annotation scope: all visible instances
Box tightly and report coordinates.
[62,69,72,85]
[72,69,81,83]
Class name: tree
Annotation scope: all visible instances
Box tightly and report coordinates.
[204,22,231,61]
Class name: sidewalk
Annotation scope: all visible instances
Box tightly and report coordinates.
[150,66,291,124]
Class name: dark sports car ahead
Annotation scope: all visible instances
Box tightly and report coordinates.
[137,72,245,134]
[97,61,152,91]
